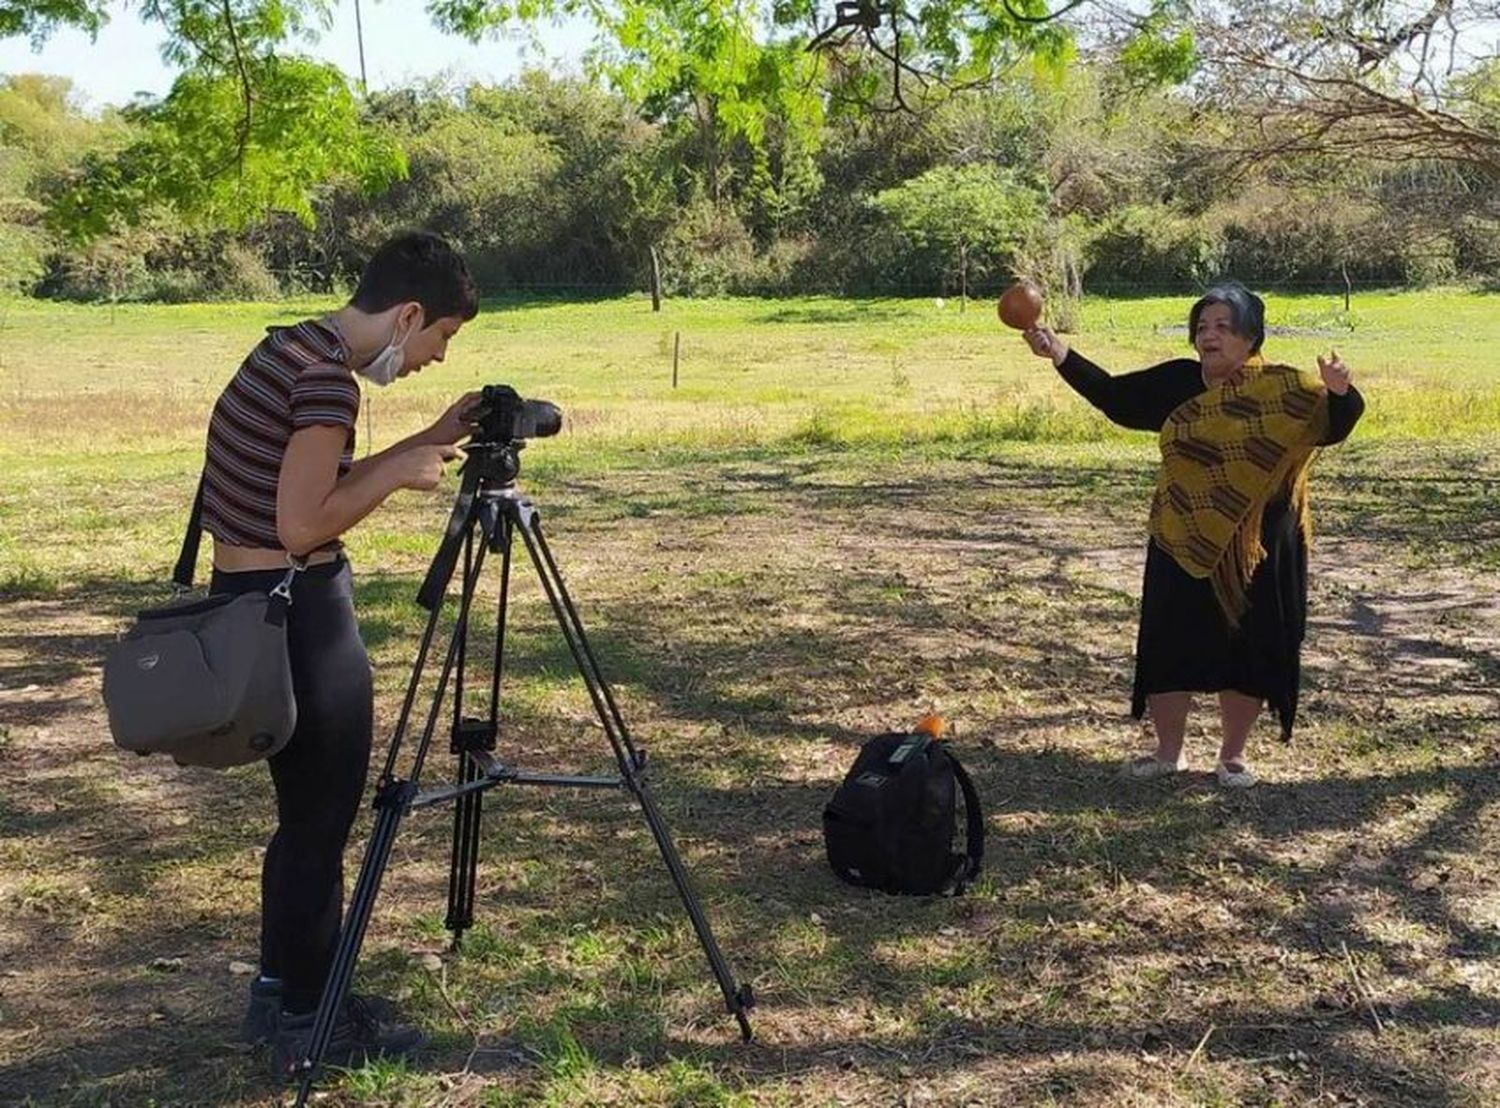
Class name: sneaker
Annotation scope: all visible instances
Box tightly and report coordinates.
[242,977,404,1046]
[1119,753,1186,780]
[270,995,424,1081]
[239,977,282,1045]
[1215,761,1259,789]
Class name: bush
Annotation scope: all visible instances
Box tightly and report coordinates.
[1086,205,1225,287]
[1401,235,1460,286]
[1212,190,1405,286]
[789,213,917,294]
[658,199,763,296]
[47,234,151,301]
[214,241,282,299]
[0,220,47,296]
[44,227,284,302]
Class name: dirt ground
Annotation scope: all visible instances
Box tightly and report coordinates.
[2,444,1498,1107]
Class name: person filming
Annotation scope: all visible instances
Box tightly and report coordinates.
[198,230,480,1073]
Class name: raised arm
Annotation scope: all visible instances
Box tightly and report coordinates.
[1023,327,1196,433]
[1315,351,1365,445]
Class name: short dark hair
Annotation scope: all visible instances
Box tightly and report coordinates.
[351,231,479,323]
[1188,282,1265,353]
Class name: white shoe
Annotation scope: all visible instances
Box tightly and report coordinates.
[1215,760,1259,788]
[1120,754,1186,780]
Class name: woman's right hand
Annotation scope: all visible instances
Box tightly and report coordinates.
[395,444,462,491]
[1023,326,1069,366]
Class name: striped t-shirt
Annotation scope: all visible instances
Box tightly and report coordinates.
[202,319,359,550]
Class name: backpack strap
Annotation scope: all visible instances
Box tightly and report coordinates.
[946,749,985,894]
[171,473,206,589]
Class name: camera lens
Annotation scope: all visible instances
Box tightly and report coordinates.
[522,400,562,438]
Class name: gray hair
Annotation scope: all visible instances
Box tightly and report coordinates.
[1188,282,1266,353]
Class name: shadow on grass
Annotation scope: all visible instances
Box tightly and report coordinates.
[1,445,1497,1105]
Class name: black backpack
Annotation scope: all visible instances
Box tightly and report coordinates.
[822,731,984,896]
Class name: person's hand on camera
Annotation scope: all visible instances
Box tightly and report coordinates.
[396,444,462,491]
[426,390,484,445]
[1023,326,1069,366]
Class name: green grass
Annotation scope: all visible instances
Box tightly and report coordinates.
[1,286,1496,592]
[1,290,1498,1107]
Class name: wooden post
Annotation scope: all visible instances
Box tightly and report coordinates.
[672,331,680,388]
[650,246,663,313]
[1341,262,1352,312]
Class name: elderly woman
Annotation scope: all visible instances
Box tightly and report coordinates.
[1023,283,1364,787]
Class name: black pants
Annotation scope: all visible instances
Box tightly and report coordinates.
[211,558,372,1013]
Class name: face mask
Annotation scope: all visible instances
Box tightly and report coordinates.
[360,313,418,387]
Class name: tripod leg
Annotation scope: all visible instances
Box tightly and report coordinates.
[446,529,484,945]
[511,511,755,1040]
[445,507,511,945]
[292,779,415,1104]
[297,496,501,1100]
[445,756,483,943]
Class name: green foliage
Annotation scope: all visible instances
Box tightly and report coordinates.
[49,57,405,239]
[5,17,1500,299]
[140,0,336,67]
[870,162,1045,292]
[1087,204,1226,286]
[0,74,127,171]
[659,195,762,295]
[1401,235,1460,287]
[1116,3,1196,87]
[279,72,660,290]
[1450,58,1500,132]
[0,0,104,45]
[0,218,46,295]
[0,75,126,294]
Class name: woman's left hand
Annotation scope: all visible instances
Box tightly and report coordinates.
[1317,350,1353,395]
[426,390,484,444]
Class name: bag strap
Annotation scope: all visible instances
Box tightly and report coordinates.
[170,470,305,622]
[171,473,206,589]
[946,749,985,895]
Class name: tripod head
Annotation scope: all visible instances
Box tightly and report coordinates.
[463,438,525,489]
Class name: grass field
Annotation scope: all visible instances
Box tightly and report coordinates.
[1,288,1498,1106]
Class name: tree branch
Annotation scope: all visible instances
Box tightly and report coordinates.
[216,0,255,179]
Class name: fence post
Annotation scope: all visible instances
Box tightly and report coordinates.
[673,331,680,388]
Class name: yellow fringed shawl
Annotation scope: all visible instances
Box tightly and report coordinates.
[1148,357,1330,626]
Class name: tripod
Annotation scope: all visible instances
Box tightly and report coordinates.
[290,439,754,1105]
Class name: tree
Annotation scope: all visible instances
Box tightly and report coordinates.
[1189,0,1500,178]
[435,0,1081,112]
[0,0,106,44]
[47,57,403,239]
[871,161,1043,305]
[0,74,130,292]
[3,2,402,238]
[0,0,1179,239]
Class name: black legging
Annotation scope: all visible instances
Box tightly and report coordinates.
[211,557,372,1014]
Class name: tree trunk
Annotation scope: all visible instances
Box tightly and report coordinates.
[959,241,968,312]
[649,245,662,312]
[698,96,722,206]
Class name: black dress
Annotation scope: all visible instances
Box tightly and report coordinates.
[1056,350,1365,739]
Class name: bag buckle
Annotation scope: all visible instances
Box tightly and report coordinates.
[269,553,309,603]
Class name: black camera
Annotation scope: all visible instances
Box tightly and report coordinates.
[472,384,562,444]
